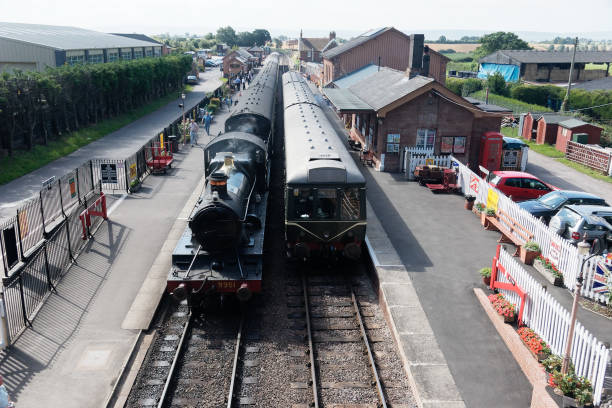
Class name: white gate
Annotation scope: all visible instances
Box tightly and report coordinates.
[403,147,450,180]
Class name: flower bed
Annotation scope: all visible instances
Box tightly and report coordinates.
[541,355,594,406]
[517,327,551,361]
[488,293,516,323]
[533,256,564,287]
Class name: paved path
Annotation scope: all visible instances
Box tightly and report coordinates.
[525,150,612,204]
[0,69,223,221]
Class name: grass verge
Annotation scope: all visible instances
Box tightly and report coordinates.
[557,158,612,184]
[0,88,191,185]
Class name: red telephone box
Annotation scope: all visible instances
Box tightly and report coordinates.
[479,132,503,174]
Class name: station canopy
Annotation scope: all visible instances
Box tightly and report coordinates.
[322,88,374,113]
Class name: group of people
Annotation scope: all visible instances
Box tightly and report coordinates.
[190,110,213,146]
[230,70,253,92]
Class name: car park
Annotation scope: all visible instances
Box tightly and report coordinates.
[549,205,612,249]
[486,171,557,202]
[518,190,608,224]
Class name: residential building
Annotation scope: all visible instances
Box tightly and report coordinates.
[282,39,298,51]
[479,50,612,83]
[322,28,448,86]
[298,30,337,63]
[0,22,163,73]
[323,67,502,172]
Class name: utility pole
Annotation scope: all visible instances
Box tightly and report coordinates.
[561,37,578,112]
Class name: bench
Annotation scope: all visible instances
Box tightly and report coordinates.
[485,208,533,256]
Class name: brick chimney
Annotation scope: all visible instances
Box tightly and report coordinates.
[329,31,336,41]
[407,34,425,78]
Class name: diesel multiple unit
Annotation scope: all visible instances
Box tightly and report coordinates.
[282,72,366,260]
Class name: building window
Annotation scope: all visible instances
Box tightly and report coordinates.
[87,54,103,64]
[146,49,153,57]
[440,136,466,154]
[67,55,84,65]
[416,128,436,150]
[121,51,132,61]
[133,50,143,59]
[154,48,161,57]
[387,134,400,153]
[108,52,119,62]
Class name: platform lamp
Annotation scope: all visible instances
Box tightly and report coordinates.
[561,237,604,374]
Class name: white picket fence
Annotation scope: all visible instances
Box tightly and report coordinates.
[495,246,609,405]
[403,147,451,180]
[452,156,610,305]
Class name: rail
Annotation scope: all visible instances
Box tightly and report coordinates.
[157,313,193,408]
[226,314,245,408]
[302,273,320,408]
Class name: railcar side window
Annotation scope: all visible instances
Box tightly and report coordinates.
[316,189,337,219]
[341,188,361,220]
[293,188,314,219]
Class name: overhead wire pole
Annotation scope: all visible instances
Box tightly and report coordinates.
[561,37,578,112]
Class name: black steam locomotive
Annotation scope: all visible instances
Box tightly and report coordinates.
[166,53,281,307]
[282,72,367,261]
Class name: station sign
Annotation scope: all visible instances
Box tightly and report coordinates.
[100,163,118,184]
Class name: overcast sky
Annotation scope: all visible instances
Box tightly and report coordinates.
[1,0,611,40]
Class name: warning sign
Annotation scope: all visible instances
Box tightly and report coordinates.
[469,175,479,194]
[487,189,499,212]
[549,239,562,266]
[69,177,76,198]
[425,158,434,166]
[100,163,118,184]
[129,163,137,181]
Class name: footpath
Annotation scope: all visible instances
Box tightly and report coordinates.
[0,68,223,221]
[0,86,237,407]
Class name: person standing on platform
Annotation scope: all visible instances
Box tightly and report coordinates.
[242,77,246,90]
[204,112,212,136]
[190,119,199,146]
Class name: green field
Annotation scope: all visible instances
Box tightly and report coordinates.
[0,87,193,185]
[585,63,612,73]
[441,52,475,61]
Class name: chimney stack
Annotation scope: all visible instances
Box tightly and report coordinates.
[408,34,425,78]
[329,31,336,41]
[422,45,430,77]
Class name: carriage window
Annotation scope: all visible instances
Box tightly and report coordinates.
[293,188,314,219]
[315,189,337,219]
[341,188,361,220]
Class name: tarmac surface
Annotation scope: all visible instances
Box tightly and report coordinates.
[0,68,223,221]
[0,86,234,407]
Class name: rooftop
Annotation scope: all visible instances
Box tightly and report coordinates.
[0,22,161,50]
[480,50,612,65]
[299,37,331,52]
[322,88,373,112]
[323,27,399,60]
[574,77,612,91]
[464,97,513,113]
[331,63,386,89]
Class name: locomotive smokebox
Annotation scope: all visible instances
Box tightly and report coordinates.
[190,204,241,252]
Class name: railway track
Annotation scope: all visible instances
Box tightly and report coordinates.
[126,300,248,408]
[290,268,412,408]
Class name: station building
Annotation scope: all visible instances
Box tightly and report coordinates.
[324,67,503,172]
[0,22,164,73]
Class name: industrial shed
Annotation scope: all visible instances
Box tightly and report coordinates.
[0,22,163,73]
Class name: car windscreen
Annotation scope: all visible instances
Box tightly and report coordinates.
[538,193,565,209]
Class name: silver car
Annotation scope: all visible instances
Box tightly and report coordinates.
[549,205,612,249]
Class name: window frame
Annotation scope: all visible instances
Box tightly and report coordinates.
[416,128,436,150]
[386,133,400,153]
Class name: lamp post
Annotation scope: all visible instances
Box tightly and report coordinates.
[561,239,601,374]
[181,92,186,123]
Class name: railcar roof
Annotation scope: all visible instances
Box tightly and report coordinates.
[282,72,365,185]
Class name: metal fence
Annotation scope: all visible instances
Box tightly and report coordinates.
[494,246,609,405]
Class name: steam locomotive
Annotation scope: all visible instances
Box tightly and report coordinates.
[166,53,281,308]
[282,72,367,261]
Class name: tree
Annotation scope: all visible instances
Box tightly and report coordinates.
[273,38,282,48]
[474,32,531,59]
[237,31,255,46]
[204,32,214,40]
[216,26,237,46]
[437,35,447,43]
[487,72,508,96]
[251,29,271,46]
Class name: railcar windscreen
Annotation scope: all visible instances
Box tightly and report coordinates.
[341,188,361,220]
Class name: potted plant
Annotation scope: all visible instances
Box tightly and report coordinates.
[551,371,594,407]
[520,241,541,265]
[517,327,551,362]
[534,256,564,286]
[488,293,516,323]
[484,207,498,230]
[464,195,476,211]
[129,178,141,193]
[473,202,485,217]
[479,267,492,286]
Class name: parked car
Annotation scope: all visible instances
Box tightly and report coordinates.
[486,171,557,202]
[186,75,198,85]
[518,190,609,224]
[549,205,612,249]
[205,59,216,67]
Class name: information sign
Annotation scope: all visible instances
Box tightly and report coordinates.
[100,163,118,184]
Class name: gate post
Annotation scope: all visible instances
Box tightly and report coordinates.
[38,191,46,233]
[124,160,130,194]
[76,166,82,205]
[0,289,10,348]
[17,275,31,328]
[42,243,56,292]
[65,216,74,261]
[15,210,26,260]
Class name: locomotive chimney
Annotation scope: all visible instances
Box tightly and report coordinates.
[210,172,228,197]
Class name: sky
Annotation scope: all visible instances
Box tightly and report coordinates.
[1,0,612,40]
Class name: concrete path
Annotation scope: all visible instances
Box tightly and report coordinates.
[525,150,612,204]
[0,68,223,221]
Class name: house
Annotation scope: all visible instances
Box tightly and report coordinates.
[323,67,503,172]
[555,118,603,153]
[298,30,337,63]
[0,22,163,73]
[282,39,298,51]
[216,43,229,55]
[222,50,249,77]
[479,50,612,83]
[322,28,449,86]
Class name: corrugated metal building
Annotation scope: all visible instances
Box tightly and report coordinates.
[0,22,163,73]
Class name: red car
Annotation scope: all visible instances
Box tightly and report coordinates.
[487,171,557,202]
